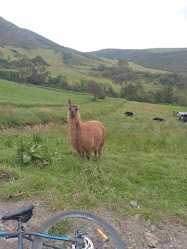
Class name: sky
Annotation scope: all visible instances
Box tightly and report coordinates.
[1,0,187,52]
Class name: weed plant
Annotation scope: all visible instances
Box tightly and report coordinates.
[17,135,50,166]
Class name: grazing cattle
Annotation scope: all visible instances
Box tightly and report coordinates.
[153,116,165,121]
[68,99,106,160]
[177,112,187,122]
[124,111,134,117]
[181,116,187,122]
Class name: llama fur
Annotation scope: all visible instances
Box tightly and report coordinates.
[68,99,106,160]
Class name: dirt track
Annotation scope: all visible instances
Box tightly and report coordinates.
[0,198,186,249]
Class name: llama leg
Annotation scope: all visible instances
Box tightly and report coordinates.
[98,144,104,159]
[86,151,92,160]
[94,150,98,157]
[80,151,85,160]
[77,149,84,159]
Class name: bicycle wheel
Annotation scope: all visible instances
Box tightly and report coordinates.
[32,210,125,249]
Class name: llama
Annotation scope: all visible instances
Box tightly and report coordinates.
[68,99,106,160]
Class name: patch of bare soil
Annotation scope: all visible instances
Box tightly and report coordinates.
[0,172,12,182]
[119,215,187,249]
[0,198,186,249]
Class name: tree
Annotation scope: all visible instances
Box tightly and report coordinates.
[102,63,139,85]
[154,90,162,103]
[162,84,174,104]
[56,75,70,89]
[108,86,118,97]
[86,80,105,100]
[15,55,49,84]
[121,83,138,100]
[31,56,49,67]
[117,59,129,68]
[97,64,107,71]
[100,83,117,97]
[16,55,34,82]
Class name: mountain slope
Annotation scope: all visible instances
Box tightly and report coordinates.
[0,17,62,49]
[89,48,187,73]
[1,16,187,73]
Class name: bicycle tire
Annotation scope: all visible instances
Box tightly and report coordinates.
[32,210,125,249]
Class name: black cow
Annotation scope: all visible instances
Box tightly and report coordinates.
[180,116,187,122]
[125,111,134,117]
[153,116,165,121]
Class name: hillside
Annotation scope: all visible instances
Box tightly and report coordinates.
[1,16,187,74]
[0,16,102,62]
[0,17,63,49]
[0,17,187,106]
[89,48,187,73]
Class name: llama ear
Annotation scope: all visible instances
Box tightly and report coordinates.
[68,99,72,106]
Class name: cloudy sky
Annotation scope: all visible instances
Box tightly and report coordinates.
[1,0,187,52]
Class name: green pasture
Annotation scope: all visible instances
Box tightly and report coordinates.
[0,80,186,224]
[128,62,168,73]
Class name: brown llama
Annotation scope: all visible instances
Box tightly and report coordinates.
[68,99,106,160]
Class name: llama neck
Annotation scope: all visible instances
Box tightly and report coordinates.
[68,112,83,153]
[68,112,83,128]
[68,112,83,142]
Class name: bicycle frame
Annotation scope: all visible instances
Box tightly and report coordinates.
[0,217,77,249]
[0,231,77,249]
[1,206,113,249]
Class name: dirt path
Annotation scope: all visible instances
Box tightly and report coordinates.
[0,198,186,249]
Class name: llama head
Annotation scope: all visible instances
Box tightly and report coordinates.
[68,99,79,118]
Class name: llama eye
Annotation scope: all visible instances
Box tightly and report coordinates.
[69,108,71,111]
[75,108,78,111]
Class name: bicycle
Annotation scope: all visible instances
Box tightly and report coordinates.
[0,205,125,248]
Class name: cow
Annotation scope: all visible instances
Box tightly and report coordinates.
[180,116,187,122]
[124,111,134,117]
[153,116,165,122]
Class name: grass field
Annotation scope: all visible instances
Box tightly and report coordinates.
[0,79,186,224]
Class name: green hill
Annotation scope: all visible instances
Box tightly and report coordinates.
[90,48,187,73]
